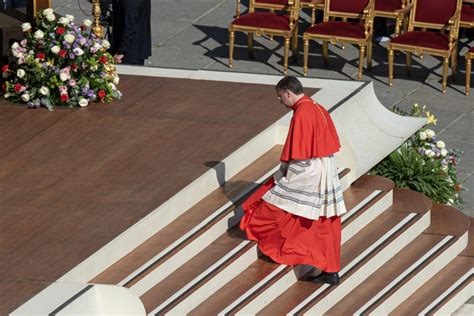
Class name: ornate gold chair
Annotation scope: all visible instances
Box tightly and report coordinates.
[301,0,325,26]
[374,0,411,36]
[302,0,375,80]
[229,0,301,74]
[466,47,473,95]
[388,0,463,93]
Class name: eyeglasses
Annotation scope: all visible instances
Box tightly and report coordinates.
[277,90,287,102]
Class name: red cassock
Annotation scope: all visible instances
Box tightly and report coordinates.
[240,96,342,272]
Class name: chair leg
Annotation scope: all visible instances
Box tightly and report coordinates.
[442,56,449,94]
[358,45,365,80]
[235,0,240,18]
[311,8,316,26]
[292,25,299,62]
[341,18,347,50]
[466,57,471,96]
[284,37,290,74]
[451,45,457,82]
[304,38,309,76]
[323,41,329,66]
[406,52,412,76]
[388,47,394,86]
[247,33,254,58]
[229,30,235,68]
[367,39,373,72]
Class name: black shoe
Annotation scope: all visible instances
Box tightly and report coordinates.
[307,272,340,285]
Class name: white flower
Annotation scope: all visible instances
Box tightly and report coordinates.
[21,22,31,32]
[58,17,70,25]
[17,69,26,78]
[4,93,10,99]
[425,149,435,158]
[20,39,27,47]
[39,86,50,95]
[34,30,44,40]
[83,19,93,27]
[64,34,75,43]
[46,13,56,22]
[102,39,111,49]
[11,42,19,50]
[113,76,120,85]
[436,140,446,149]
[21,93,30,102]
[51,45,60,54]
[60,72,70,82]
[73,47,84,56]
[419,131,427,140]
[43,8,54,16]
[441,148,448,157]
[78,97,89,107]
[65,14,74,22]
[425,129,435,139]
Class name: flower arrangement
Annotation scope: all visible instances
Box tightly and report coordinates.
[372,104,466,208]
[1,8,121,110]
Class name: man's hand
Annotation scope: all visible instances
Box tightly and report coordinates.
[114,54,124,63]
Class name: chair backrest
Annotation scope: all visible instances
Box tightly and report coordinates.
[324,0,373,19]
[374,0,407,13]
[250,0,301,27]
[410,0,462,30]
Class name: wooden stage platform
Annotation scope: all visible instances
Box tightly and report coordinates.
[0,74,316,314]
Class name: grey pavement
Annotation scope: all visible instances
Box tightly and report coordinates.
[52,0,473,217]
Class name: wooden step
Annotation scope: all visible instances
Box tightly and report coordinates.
[251,188,431,315]
[325,203,470,316]
[139,171,369,314]
[89,145,282,287]
[391,217,474,316]
[139,226,253,313]
[183,176,395,315]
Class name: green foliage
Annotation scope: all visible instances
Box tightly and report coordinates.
[372,145,456,204]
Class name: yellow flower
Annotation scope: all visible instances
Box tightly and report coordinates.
[425,111,438,125]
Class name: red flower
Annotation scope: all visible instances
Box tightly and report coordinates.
[99,56,107,64]
[14,83,22,92]
[454,184,462,192]
[59,50,67,58]
[60,93,69,102]
[2,65,8,73]
[71,63,78,70]
[56,27,65,35]
[36,52,46,60]
[98,90,106,99]
[2,84,5,92]
[80,25,86,31]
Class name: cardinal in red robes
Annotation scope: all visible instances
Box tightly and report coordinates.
[240,76,347,285]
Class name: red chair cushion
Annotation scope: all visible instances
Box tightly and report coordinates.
[305,21,366,39]
[461,4,474,23]
[415,0,457,25]
[256,0,290,5]
[375,0,402,12]
[391,31,450,50]
[232,12,291,30]
[469,46,474,54]
[330,0,369,14]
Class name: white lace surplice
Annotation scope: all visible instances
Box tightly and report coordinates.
[262,155,347,220]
